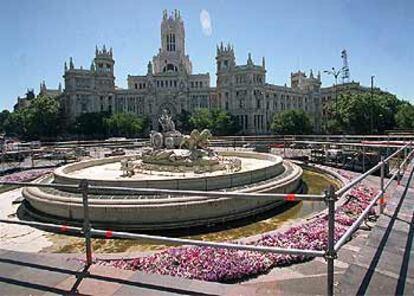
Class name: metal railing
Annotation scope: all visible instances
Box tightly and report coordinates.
[0,141,413,295]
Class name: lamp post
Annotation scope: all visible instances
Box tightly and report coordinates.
[324,67,345,120]
[370,75,375,134]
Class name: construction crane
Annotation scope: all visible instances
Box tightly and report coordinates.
[341,49,350,83]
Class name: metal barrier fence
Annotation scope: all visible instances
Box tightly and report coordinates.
[0,141,413,295]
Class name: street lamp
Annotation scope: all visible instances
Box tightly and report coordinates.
[324,67,346,124]
[370,75,375,134]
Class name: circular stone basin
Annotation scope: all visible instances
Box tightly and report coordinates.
[23,151,303,230]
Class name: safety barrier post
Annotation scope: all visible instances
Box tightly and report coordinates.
[80,179,92,266]
[362,144,366,173]
[380,156,385,214]
[325,185,337,296]
[397,157,401,186]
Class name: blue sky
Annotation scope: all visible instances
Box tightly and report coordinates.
[1,0,413,110]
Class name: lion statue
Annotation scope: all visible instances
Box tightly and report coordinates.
[180,129,212,150]
[198,129,212,149]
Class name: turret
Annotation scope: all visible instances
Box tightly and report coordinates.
[153,9,192,74]
[94,45,115,75]
[40,80,46,92]
[160,9,185,53]
[69,57,74,69]
[216,42,235,73]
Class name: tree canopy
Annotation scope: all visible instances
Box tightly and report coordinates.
[395,102,414,130]
[3,95,61,139]
[0,110,11,133]
[189,108,240,135]
[271,109,312,135]
[324,92,402,134]
[74,111,110,138]
[104,112,148,137]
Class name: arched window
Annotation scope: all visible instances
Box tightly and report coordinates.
[162,63,178,72]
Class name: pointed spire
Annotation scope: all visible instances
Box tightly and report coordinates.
[220,42,224,51]
[64,61,67,71]
[40,81,46,92]
[90,61,95,71]
[103,44,106,53]
[69,57,74,69]
[163,9,167,20]
[262,56,266,68]
[58,82,62,92]
[109,47,113,56]
[310,69,314,78]
[96,45,98,55]
[317,71,321,81]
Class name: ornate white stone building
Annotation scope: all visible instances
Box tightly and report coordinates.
[57,9,386,135]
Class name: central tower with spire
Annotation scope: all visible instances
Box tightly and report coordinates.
[152,9,192,74]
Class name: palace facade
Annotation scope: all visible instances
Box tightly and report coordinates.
[42,9,386,135]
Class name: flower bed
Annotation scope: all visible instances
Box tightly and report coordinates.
[0,168,54,183]
[98,170,378,282]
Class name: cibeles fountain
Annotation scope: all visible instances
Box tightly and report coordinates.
[22,111,303,230]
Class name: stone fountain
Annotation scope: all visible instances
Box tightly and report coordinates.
[22,111,303,230]
[121,109,240,175]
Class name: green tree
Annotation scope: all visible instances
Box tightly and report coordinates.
[271,109,312,135]
[395,102,414,129]
[26,95,61,139]
[325,92,402,134]
[176,109,193,133]
[189,108,212,131]
[74,111,110,138]
[104,112,147,137]
[4,108,31,138]
[0,110,11,132]
[210,109,240,135]
[189,108,240,135]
